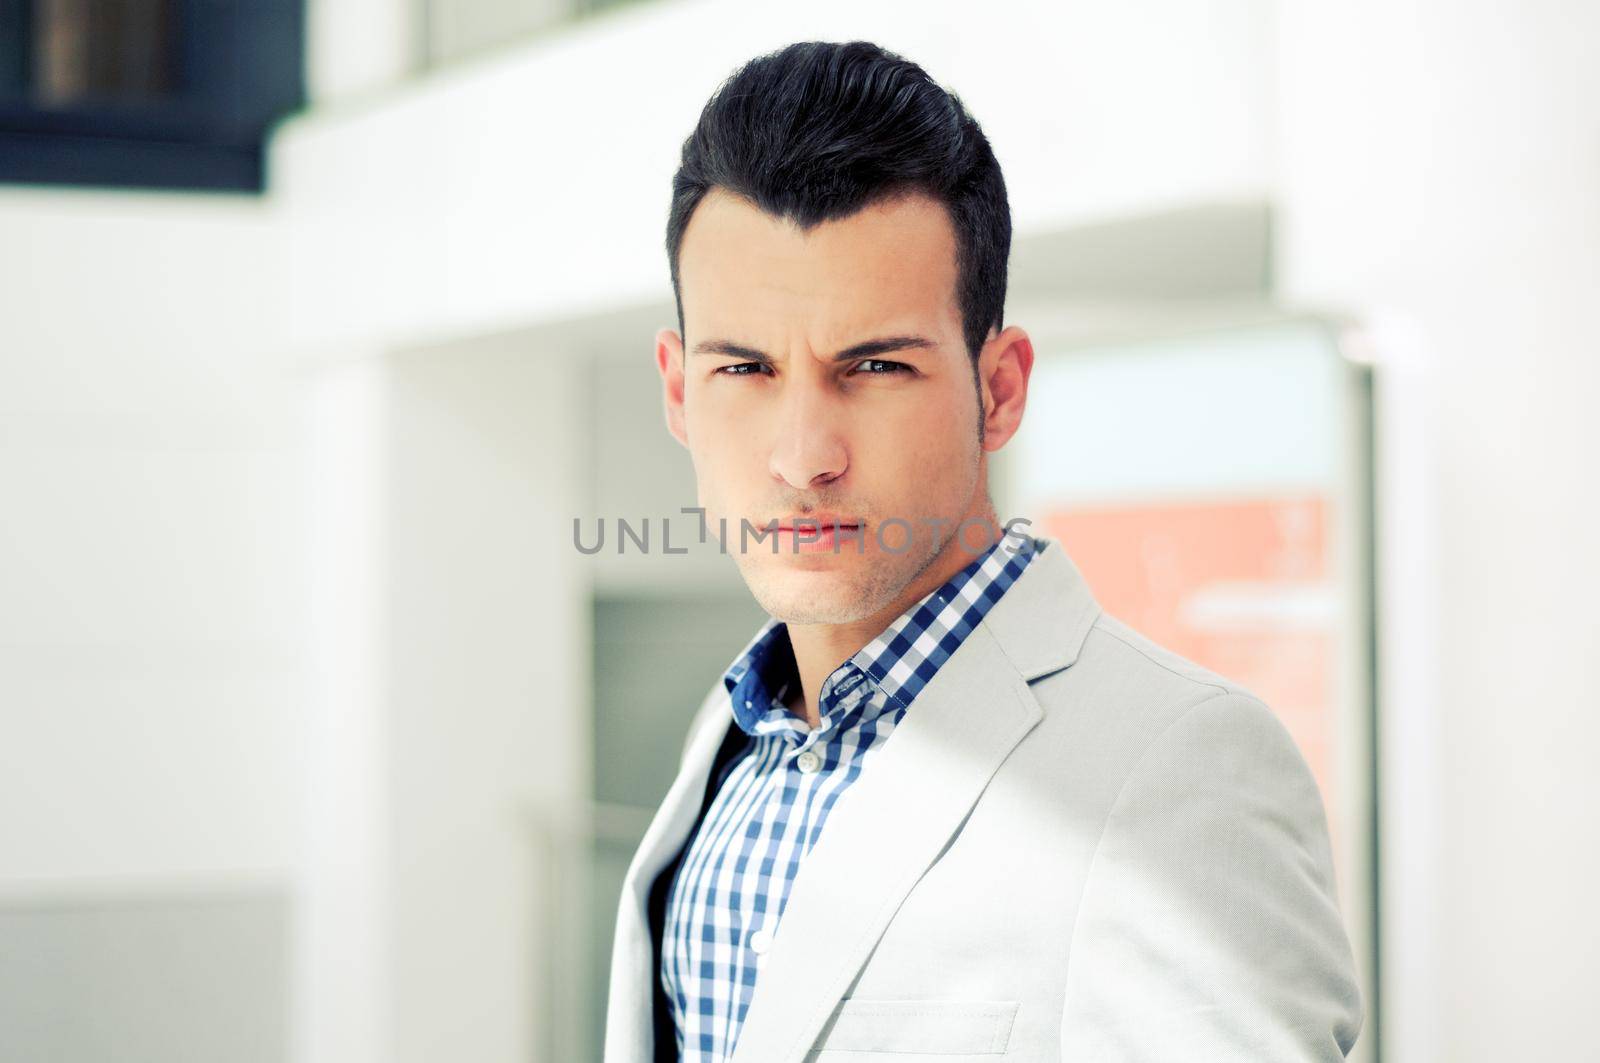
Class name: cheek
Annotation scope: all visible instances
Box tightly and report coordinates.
[885,386,975,457]
[685,384,743,452]
[855,389,978,494]
[684,401,767,505]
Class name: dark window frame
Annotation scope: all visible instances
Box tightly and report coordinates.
[0,0,305,193]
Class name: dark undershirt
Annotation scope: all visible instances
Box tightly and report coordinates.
[644,714,756,1062]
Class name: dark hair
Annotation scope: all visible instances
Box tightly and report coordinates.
[665,40,1011,364]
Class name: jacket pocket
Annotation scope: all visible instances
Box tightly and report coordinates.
[808,997,1019,1055]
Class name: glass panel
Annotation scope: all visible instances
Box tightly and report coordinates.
[592,591,770,810]
[31,0,176,108]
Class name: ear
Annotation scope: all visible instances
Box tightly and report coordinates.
[977,324,1034,452]
[656,326,690,449]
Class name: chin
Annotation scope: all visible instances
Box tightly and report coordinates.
[740,561,888,626]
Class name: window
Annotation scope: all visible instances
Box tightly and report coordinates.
[0,0,305,192]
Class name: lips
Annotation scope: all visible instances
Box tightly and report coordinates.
[772,514,861,533]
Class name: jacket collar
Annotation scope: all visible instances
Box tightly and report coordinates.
[981,531,1103,681]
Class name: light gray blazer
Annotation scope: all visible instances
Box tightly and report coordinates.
[604,535,1363,1061]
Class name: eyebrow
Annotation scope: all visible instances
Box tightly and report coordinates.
[689,334,937,364]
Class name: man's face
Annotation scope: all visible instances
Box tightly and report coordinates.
[657,188,1017,625]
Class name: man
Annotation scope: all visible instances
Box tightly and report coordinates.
[604,40,1363,1062]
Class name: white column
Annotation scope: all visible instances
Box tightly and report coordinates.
[292,336,590,1063]
[1274,4,1600,1060]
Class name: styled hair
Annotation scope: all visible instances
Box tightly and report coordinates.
[665,40,1012,363]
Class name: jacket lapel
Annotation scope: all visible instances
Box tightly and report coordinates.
[727,535,1101,1063]
[727,620,1040,1063]
[982,533,1102,683]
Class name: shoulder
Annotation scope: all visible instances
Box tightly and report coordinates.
[1080,610,1254,704]
[1025,609,1278,753]
[1016,611,1322,829]
[1085,612,1304,766]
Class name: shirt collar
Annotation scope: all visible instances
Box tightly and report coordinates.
[721,528,1044,738]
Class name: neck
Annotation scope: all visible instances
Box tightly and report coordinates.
[781,499,1004,729]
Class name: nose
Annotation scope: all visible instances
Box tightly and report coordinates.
[768,372,848,490]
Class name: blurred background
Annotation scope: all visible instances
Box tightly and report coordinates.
[1,1,1596,1061]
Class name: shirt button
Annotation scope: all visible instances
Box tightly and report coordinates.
[796,749,821,773]
[749,927,773,954]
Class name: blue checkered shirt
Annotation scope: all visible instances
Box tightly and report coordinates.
[659,529,1044,1061]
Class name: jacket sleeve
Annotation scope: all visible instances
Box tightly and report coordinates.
[1059,691,1365,1060]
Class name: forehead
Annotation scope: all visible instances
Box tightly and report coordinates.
[677,187,960,339]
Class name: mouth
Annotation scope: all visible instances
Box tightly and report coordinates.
[768,515,866,553]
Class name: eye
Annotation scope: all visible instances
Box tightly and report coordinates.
[852,359,911,375]
[713,362,772,377]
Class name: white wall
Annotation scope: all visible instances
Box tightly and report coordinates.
[0,188,302,893]
[0,186,301,1055]
[1275,3,1600,1060]
[424,0,573,67]
[306,0,417,105]
[273,0,1274,355]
